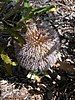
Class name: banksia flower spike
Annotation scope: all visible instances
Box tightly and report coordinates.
[15,21,60,72]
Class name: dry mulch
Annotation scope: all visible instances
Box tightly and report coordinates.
[0,0,75,100]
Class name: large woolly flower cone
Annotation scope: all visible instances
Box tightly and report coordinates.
[15,20,60,71]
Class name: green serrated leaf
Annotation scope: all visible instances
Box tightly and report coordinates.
[21,0,32,17]
[24,2,30,8]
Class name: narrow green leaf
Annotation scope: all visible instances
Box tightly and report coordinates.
[3,0,24,20]
[24,5,56,20]
[0,52,17,66]
[11,62,17,66]
[1,53,12,64]
[0,47,4,53]
[5,27,25,46]
[0,47,17,66]
[5,64,13,76]
[0,0,11,2]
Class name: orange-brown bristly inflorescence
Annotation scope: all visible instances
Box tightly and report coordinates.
[16,23,60,71]
[27,28,49,47]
